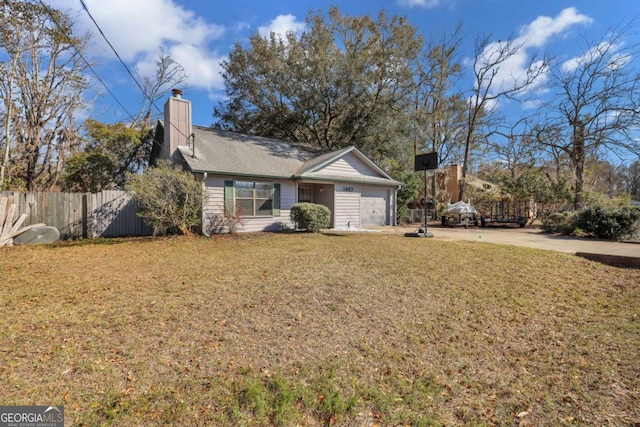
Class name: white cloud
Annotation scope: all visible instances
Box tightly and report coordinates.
[475,8,592,98]
[48,0,226,91]
[168,45,226,91]
[74,0,224,61]
[562,42,604,73]
[258,14,306,39]
[561,41,629,73]
[398,0,440,7]
[518,7,592,48]
[521,99,544,110]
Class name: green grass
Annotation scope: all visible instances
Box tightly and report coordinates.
[1,232,638,426]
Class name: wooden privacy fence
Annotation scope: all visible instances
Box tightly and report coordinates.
[0,190,153,239]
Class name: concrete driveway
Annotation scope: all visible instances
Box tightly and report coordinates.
[383,224,640,268]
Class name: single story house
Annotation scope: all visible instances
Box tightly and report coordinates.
[150,90,401,233]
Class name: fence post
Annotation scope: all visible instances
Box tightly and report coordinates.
[82,194,88,239]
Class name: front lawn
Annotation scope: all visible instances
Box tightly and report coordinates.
[1,233,638,426]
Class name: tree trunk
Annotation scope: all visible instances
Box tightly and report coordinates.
[0,55,18,190]
[573,121,586,210]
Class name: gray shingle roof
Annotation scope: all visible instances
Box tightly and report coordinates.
[178,126,326,177]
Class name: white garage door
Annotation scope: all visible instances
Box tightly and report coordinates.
[360,188,388,226]
[335,186,360,228]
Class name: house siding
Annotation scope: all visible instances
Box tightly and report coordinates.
[320,152,380,177]
[203,175,296,233]
[204,177,398,231]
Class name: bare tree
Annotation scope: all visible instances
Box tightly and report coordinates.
[487,118,541,179]
[412,24,466,199]
[135,48,188,128]
[0,48,18,189]
[459,35,547,201]
[413,24,465,160]
[583,158,627,197]
[536,21,640,209]
[621,159,640,199]
[0,1,89,190]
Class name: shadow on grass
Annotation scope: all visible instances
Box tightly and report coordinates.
[320,231,350,237]
[45,235,200,249]
[575,252,640,269]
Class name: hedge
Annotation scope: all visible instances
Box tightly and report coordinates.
[290,203,331,232]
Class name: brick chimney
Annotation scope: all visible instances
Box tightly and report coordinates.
[162,88,192,160]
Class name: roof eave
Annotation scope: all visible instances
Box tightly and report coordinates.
[187,169,296,180]
[298,173,402,187]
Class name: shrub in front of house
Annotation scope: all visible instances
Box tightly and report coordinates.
[206,211,246,235]
[290,203,330,232]
[125,160,204,236]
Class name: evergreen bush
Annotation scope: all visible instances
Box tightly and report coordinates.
[290,203,330,232]
[125,160,204,236]
[542,211,576,234]
[543,205,640,241]
[574,205,640,241]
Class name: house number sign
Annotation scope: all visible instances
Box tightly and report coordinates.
[343,186,354,192]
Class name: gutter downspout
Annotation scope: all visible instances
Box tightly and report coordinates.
[394,186,399,226]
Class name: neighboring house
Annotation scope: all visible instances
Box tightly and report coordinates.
[150,90,401,233]
[440,164,505,202]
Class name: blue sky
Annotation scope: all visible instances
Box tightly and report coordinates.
[47,0,640,128]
